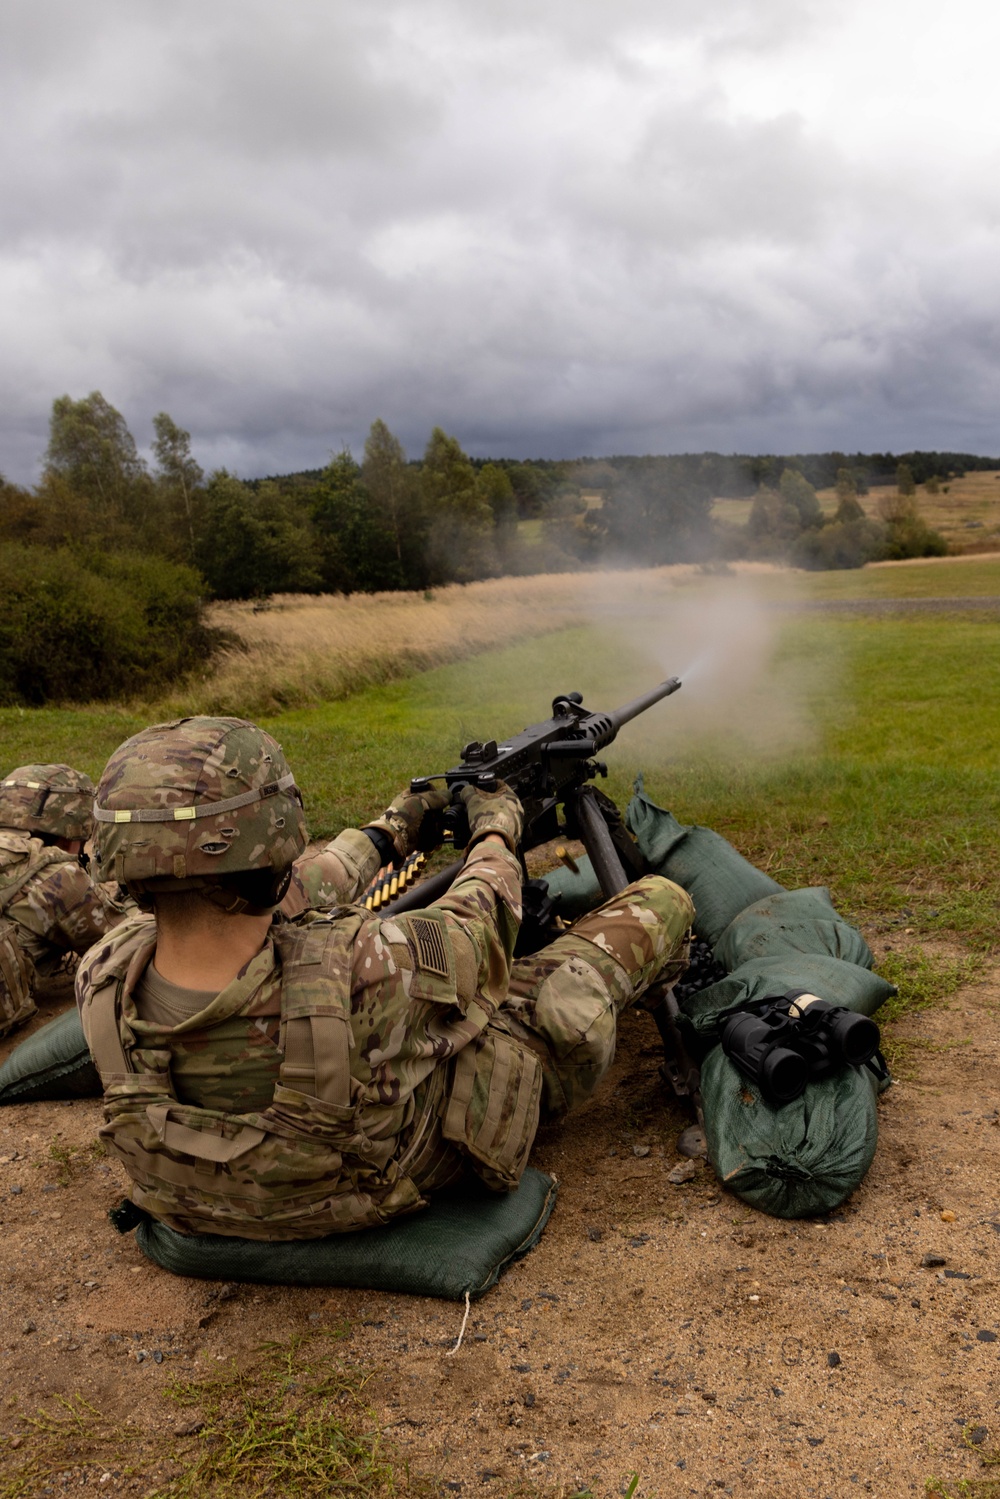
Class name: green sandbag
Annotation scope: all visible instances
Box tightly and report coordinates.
[714,888,874,972]
[625,783,784,945]
[701,1043,880,1218]
[679,953,895,1040]
[0,1006,101,1103]
[132,1168,558,1301]
[542,858,604,920]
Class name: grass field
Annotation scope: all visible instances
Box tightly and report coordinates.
[712,468,1000,552]
[2,557,998,952]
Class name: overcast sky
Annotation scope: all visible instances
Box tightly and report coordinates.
[2,0,1000,483]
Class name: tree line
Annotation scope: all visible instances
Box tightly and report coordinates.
[0,390,990,702]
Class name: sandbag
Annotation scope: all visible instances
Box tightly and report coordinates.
[625,784,784,946]
[714,888,874,972]
[542,858,603,920]
[0,1006,101,1103]
[700,1043,880,1218]
[679,953,895,1041]
[131,1168,558,1301]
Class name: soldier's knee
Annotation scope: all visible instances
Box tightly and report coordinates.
[565,875,693,982]
[531,969,617,1118]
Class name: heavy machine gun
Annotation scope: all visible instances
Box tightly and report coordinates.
[374,676,702,1120]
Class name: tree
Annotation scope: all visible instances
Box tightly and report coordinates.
[44,392,151,531]
[778,468,822,528]
[896,462,916,497]
[834,468,866,524]
[310,450,400,592]
[194,473,321,599]
[420,428,496,583]
[361,420,421,585]
[747,485,802,550]
[152,413,204,558]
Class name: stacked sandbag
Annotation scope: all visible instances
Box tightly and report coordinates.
[624,781,894,1218]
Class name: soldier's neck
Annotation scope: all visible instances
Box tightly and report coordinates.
[153,908,273,992]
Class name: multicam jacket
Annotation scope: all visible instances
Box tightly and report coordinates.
[0,829,122,972]
[77,832,543,1239]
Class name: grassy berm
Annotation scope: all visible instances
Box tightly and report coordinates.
[1,557,999,1498]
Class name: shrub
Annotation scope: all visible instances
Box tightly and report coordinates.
[0,544,218,705]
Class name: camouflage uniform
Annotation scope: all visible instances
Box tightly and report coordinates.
[78,717,693,1239]
[0,765,124,1036]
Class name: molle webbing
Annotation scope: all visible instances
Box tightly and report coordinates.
[0,844,73,915]
[0,916,35,1037]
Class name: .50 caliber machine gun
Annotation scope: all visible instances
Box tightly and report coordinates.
[369,676,702,1119]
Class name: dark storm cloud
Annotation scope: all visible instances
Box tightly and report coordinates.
[1,0,999,484]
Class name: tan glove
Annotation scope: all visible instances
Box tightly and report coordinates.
[363,786,450,859]
[458,780,524,854]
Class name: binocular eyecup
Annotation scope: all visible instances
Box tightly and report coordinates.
[720,990,881,1108]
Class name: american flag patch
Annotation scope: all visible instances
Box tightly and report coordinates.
[410,917,450,979]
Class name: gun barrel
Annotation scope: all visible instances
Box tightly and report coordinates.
[605,676,682,737]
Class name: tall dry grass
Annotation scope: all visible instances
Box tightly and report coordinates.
[175,566,737,716]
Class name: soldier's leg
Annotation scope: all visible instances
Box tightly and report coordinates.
[501,874,693,1120]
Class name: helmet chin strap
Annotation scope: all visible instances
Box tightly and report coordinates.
[128,866,293,918]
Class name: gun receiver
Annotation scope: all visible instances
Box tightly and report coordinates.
[393,674,701,1122]
[408,675,681,862]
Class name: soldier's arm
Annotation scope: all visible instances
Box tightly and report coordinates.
[282,828,382,916]
[398,839,523,1017]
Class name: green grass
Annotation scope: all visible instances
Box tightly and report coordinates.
[3,565,1000,947]
[152,1331,427,1499]
[0,1333,431,1499]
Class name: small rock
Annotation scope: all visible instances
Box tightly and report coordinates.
[827,1351,842,1368]
[976,1330,997,1342]
[677,1125,708,1160]
[944,1270,971,1280]
[21,1321,36,1335]
[968,1427,988,1446]
[921,1254,946,1268]
[523,1392,535,1408]
[153,1350,163,1364]
[940,1210,957,1222]
[667,1160,697,1185]
[514,1363,531,1373]
[10,1185,22,1196]
[633,1145,651,1158]
[173,1420,204,1437]
[807,1437,825,1447]
[587,1226,603,1242]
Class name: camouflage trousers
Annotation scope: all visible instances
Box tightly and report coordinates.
[500,874,694,1120]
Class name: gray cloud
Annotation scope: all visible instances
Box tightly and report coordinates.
[1,0,999,484]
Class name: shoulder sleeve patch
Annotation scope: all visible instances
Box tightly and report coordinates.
[410,915,451,980]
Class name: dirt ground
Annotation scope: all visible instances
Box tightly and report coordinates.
[0,935,998,1499]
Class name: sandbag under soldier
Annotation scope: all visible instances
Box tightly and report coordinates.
[0,764,127,1038]
[76,716,693,1239]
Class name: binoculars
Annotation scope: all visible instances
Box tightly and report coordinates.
[720,989,882,1107]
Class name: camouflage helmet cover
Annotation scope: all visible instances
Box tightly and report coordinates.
[0,764,96,841]
[92,717,308,887]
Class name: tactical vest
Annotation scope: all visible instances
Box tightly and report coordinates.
[0,830,70,913]
[0,830,63,1035]
[81,910,542,1239]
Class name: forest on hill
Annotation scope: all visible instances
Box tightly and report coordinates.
[0,390,993,703]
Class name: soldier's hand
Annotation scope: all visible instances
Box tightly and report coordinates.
[457,780,524,854]
[363,786,450,858]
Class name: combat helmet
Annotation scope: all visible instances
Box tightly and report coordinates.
[0,764,96,842]
[92,717,308,913]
